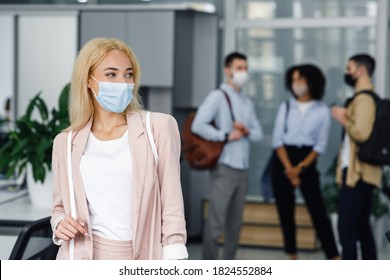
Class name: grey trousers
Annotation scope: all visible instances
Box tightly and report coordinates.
[202,164,247,260]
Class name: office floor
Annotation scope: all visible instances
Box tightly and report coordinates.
[186,239,390,260]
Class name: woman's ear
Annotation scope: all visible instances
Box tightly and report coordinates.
[87,77,92,89]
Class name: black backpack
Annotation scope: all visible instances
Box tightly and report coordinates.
[354,90,390,166]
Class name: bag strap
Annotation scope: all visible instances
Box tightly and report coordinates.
[356,89,377,97]
[67,130,76,260]
[220,88,235,122]
[356,89,381,105]
[146,111,158,165]
[345,89,379,108]
[284,100,290,134]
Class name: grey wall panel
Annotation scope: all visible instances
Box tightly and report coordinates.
[173,12,194,108]
[173,12,218,108]
[146,87,172,114]
[126,11,174,87]
[172,12,218,237]
[188,168,210,237]
[191,13,218,107]
[79,12,126,48]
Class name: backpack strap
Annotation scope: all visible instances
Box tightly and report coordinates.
[346,89,380,107]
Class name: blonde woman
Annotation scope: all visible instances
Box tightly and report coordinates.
[51,37,188,260]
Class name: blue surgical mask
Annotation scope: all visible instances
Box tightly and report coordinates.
[90,76,134,113]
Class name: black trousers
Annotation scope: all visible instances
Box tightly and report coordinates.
[271,146,339,259]
[338,169,377,260]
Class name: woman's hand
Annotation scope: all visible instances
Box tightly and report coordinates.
[285,166,301,188]
[285,166,301,179]
[289,176,301,188]
[55,215,89,241]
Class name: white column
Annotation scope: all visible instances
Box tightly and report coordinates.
[376,0,389,98]
[223,0,235,56]
[0,14,15,119]
[17,12,78,117]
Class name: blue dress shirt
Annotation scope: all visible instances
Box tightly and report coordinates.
[191,83,263,170]
[272,98,331,154]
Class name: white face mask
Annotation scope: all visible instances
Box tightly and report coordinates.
[232,71,249,88]
[90,76,134,113]
[292,83,308,97]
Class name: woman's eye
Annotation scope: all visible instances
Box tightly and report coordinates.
[106,73,116,77]
[126,72,134,78]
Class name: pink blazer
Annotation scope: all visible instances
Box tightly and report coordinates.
[50,111,187,260]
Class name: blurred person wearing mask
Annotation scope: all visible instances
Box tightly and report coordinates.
[192,52,263,259]
[332,54,380,260]
[272,64,340,260]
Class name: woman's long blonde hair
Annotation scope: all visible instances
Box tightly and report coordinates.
[67,37,142,131]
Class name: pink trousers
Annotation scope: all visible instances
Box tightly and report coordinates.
[92,234,133,260]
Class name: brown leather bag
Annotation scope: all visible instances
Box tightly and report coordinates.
[182,89,234,170]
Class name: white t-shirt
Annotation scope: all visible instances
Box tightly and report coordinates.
[80,130,133,241]
[296,100,315,116]
[340,133,350,168]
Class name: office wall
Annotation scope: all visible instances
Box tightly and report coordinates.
[17,13,77,117]
[0,15,14,119]
[80,11,176,114]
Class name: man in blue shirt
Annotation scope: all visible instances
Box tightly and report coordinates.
[192,52,262,260]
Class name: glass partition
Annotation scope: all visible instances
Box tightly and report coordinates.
[236,0,378,20]
[236,26,376,194]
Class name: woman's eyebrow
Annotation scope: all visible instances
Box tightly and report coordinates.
[103,67,133,71]
[104,67,118,71]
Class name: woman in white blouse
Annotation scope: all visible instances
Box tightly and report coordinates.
[271,64,339,260]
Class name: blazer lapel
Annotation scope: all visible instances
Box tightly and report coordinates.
[71,120,92,221]
[126,111,148,252]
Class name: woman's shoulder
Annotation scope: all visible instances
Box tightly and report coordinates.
[278,99,291,111]
[149,112,177,127]
[132,110,178,127]
[54,131,69,143]
[313,101,330,115]
[52,131,70,153]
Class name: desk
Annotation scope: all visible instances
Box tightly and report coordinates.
[0,195,51,227]
[0,178,20,189]
[0,189,28,206]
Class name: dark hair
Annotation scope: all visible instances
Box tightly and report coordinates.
[285,64,326,100]
[349,53,375,77]
[224,52,247,68]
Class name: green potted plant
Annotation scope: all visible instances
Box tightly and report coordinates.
[0,84,70,207]
[322,156,390,218]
